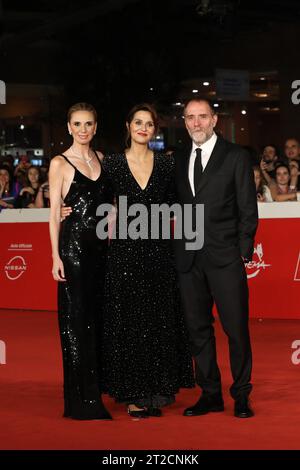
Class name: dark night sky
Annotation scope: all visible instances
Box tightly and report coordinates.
[1,0,300,145]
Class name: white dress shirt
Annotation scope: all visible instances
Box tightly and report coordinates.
[188,132,217,196]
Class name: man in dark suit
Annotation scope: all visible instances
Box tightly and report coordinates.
[174,98,258,418]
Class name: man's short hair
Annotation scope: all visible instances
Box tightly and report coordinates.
[183,97,216,116]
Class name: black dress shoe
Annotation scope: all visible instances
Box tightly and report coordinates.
[183,394,224,416]
[147,407,162,417]
[127,406,149,418]
[234,397,254,418]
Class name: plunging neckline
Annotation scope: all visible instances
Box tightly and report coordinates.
[61,152,103,202]
[124,152,155,191]
[75,167,102,183]
[61,151,102,182]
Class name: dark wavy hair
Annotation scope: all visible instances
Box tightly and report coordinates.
[125,103,158,147]
[275,162,290,175]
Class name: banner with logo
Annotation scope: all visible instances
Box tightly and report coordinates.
[245,218,300,319]
[0,223,56,310]
[0,217,299,318]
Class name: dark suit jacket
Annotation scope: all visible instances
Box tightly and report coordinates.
[174,135,258,272]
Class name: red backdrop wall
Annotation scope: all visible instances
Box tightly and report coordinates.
[0,218,299,318]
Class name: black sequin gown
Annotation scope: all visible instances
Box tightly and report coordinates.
[101,153,194,407]
[57,152,113,419]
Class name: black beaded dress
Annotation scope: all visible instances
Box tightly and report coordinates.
[57,152,113,419]
[101,153,194,408]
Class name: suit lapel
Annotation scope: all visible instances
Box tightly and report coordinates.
[195,136,227,196]
[179,144,194,199]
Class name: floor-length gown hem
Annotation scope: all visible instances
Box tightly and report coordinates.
[101,153,195,406]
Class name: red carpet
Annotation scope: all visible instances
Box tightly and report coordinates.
[0,309,300,450]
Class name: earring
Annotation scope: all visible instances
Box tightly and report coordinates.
[69,131,72,135]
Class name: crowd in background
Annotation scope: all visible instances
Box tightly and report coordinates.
[250,138,300,202]
[0,154,49,211]
[0,137,300,212]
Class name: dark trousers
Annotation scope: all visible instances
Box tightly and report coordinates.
[178,250,252,400]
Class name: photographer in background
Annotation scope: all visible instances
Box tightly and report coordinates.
[260,144,280,180]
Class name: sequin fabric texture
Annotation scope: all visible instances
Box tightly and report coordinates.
[58,153,113,419]
[101,153,195,407]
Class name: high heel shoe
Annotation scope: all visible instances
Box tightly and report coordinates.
[127,405,149,418]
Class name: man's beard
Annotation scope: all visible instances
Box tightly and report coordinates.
[191,129,212,145]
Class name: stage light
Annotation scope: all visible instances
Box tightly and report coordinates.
[253,92,268,98]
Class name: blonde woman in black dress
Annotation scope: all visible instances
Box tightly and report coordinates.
[49,103,113,420]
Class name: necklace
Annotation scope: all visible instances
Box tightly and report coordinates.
[71,146,94,169]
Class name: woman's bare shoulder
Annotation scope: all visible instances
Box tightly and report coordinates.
[50,155,67,169]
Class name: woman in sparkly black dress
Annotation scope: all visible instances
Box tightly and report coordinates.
[101,104,194,417]
[49,103,113,420]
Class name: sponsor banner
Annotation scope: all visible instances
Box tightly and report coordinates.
[0,223,56,310]
[0,218,299,318]
[245,218,300,319]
